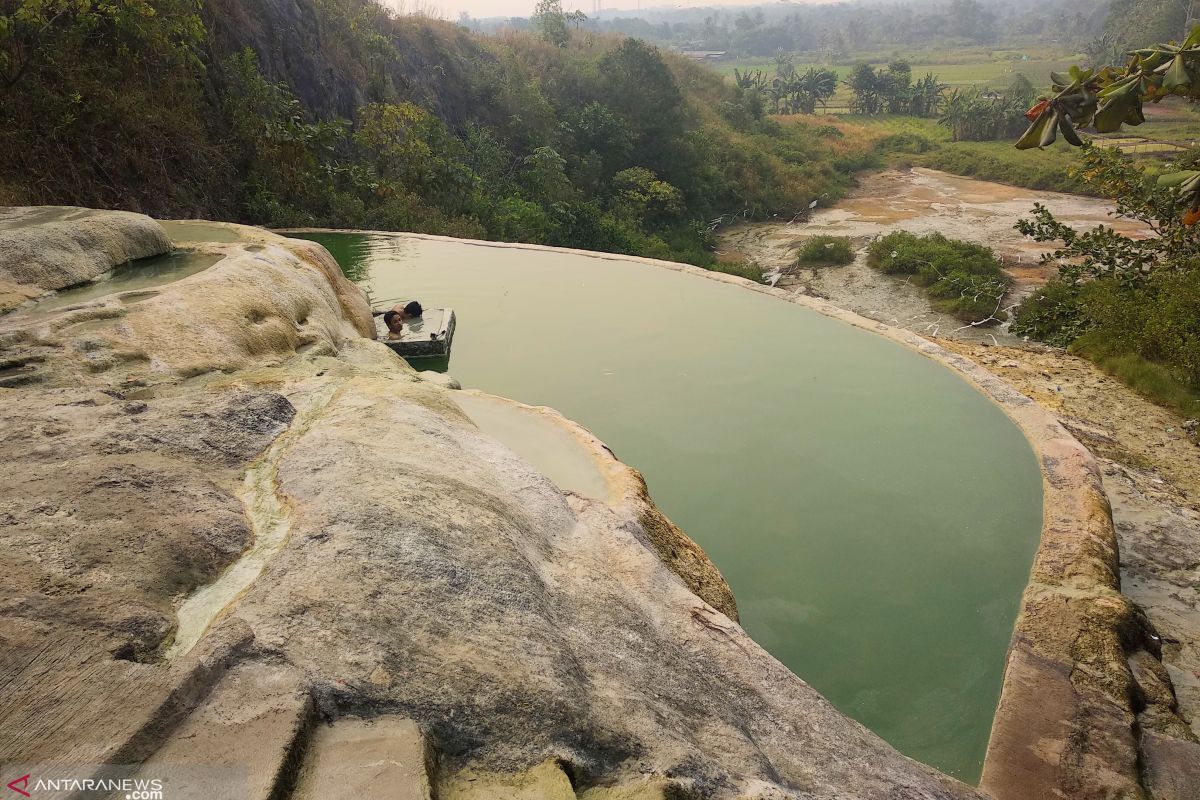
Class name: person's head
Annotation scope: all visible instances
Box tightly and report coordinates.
[383,309,403,333]
[403,300,423,319]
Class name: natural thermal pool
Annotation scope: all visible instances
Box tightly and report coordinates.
[286,231,1044,782]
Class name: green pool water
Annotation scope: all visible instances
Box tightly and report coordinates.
[289,231,1044,783]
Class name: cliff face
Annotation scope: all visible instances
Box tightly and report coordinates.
[201,0,496,130]
[0,212,978,799]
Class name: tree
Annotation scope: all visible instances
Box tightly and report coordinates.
[797,68,838,113]
[0,0,217,212]
[532,0,569,47]
[910,73,948,118]
[1007,74,1038,106]
[883,60,913,113]
[846,63,882,115]
[1102,0,1192,53]
[566,10,588,30]
[355,101,474,213]
[938,87,1028,141]
[598,38,683,160]
[612,167,683,225]
[521,146,572,203]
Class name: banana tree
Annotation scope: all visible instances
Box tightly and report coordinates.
[733,67,768,92]
[797,67,838,113]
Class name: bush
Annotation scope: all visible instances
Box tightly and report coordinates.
[1011,279,1087,346]
[1078,270,1200,390]
[710,260,765,283]
[875,132,936,154]
[795,235,855,266]
[866,231,1012,323]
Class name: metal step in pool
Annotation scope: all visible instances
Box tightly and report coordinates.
[374,307,456,360]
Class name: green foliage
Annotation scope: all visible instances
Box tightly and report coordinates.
[875,132,937,154]
[1013,144,1200,391]
[917,142,1088,192]
[867,231,1012,323]
[612,167,683,225]
[1018,25,1200,213]
[0,1,874,271]
[709,259,766,282]
[1100,0,1192,57]
[1010,279,1086,345]
[0,0,223,211]
[795,235,855,266]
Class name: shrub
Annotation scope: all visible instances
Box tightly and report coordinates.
[710,260,765,283]
[866,231,1012,323]
[875,132,936,154]
[795,235,855,266]
[1011,279,1087,346]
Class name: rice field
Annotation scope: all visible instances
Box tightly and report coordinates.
[713,49,1082,109]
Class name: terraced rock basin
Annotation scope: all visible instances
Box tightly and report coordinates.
[27,251,222,312]
[287,231,1044,783]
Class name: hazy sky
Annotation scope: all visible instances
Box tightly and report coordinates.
[391,0,791,21]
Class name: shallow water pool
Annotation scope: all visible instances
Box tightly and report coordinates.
[28,251,223,312]
[289,231,1043,782]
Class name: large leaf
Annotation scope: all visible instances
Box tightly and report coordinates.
[1016,110,1055,149]
[1039,110,1061,147]
[1094,95,1134,132]
[1164,54,1192,92]
[1156,170,1200,188]
[1058,114,1083,146]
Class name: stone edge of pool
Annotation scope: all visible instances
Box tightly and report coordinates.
[453,388,741,621]
[278,228,1147,800]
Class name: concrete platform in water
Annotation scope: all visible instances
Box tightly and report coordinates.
[373,307,456,360]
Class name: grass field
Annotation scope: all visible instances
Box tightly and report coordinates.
[714,46,1081,108]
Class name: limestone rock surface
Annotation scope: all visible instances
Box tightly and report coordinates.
[0,207,172,312]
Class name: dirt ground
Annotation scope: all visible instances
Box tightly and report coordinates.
[721,169,1199,737]
[719,167,1152,345]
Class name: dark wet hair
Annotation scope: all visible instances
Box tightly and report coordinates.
[383,310,400,325]
[404,301,423,318]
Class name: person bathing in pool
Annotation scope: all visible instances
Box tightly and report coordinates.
[382,301,423,341]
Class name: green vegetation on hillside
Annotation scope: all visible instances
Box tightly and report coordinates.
[867,231,1012,323]
[0,0,870,269]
